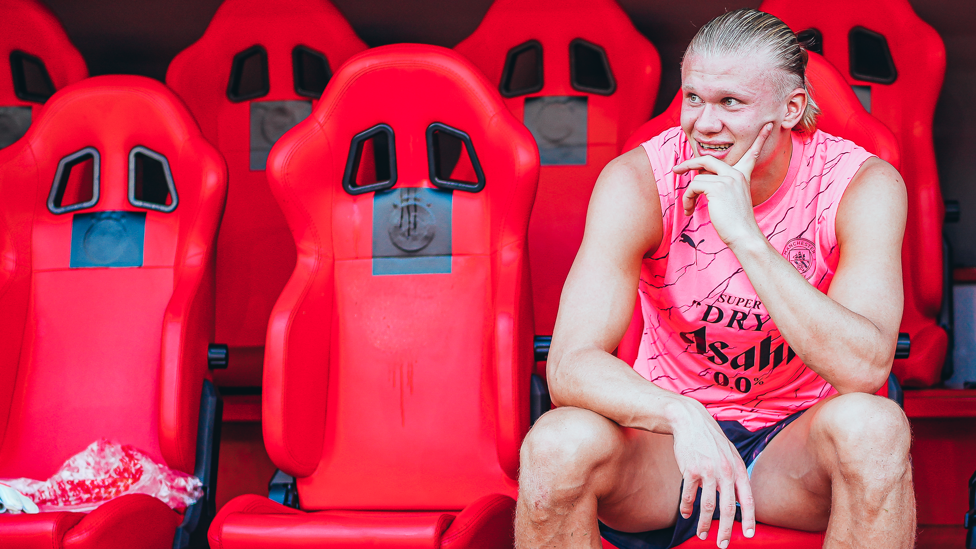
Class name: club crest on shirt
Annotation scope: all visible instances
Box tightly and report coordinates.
[782,237,816,279]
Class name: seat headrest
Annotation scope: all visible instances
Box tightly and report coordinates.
[273,44,538,204]
[760,0,944,93]
[623,52,900,169]
[0,0,87,148]
[1,74,221,222]
[166,0,366,109]
[455,0,659,101]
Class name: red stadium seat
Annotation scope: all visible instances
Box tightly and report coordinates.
[759,0,947,387]
[0,75,226,548]
[0,0,87,150]
[166,0,367,388]
[455,0,660,358]
[207,45,538,548]
[614,52,900,548]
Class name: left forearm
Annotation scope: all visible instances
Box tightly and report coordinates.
[730,236,894,393]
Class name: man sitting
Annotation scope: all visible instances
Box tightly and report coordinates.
[516,9,914,549]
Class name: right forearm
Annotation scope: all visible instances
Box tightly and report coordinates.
[548,347,699,435]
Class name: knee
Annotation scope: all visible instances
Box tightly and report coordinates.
[518,407,620,503]
[816,393,912,488]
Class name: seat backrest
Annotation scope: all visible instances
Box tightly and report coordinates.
[0,0,87,150]
[617,52,901,367]
[455,0,660,340]
[263,45,538,510]
[166,0,367,387]
[759,0,946,386]
[0,75,226,480]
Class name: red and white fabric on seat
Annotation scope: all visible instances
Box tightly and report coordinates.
[455,0,660,357]
[760,0,947,387]
[0,0,87,150]
[0,75,226,548]
[614,52,900,549]
[166,0,367,388]
[207,44,538,549]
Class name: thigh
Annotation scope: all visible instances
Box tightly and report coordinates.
[748,395,839,531]
[548,408,685,533]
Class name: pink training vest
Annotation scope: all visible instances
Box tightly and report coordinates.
[636,127,874,431]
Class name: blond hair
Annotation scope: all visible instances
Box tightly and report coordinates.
[684,9,820,133]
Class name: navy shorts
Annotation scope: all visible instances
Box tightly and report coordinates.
[598,410,805,549]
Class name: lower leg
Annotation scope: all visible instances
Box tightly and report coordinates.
[821,396,916,549]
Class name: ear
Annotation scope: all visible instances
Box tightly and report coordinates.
[780,88,807,131]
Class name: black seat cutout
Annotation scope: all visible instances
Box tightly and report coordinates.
[49,147,99,215]
[570,39,615,95]
[849,26,897,84]
[500,40,544,97]
[343,124,397,195]
[227,45,270,102]
[292,45,332,99]
[129,146,178,212]
[797,28,824,56]
[10,50,56,103]
[426,123,485,193]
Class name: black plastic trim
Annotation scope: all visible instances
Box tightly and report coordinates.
[886,373,904,409]
[569,38,616,95]
[172,380,222,549]
[530,374,551,426]
[227,45,270,102]
[10,50,56,103]
[128,146,178,213]
[967,470,976,548]
[48,147,100,215]
[848,26,898,85]
[895,332,911,360]
[426,123,486,193]
[940,235,955,381]
[207,344,229,370]
[500,40,544,98]
[343,124,397,195]
[534,335,551,362]
[268,469,300,509]
[292,45,332,99]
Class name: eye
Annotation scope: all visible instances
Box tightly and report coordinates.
[686,93,701,104]
[722,97,740,107]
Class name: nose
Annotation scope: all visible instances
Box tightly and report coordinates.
[694,103,723,135]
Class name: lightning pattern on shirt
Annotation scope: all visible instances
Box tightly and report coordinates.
[633,127,875,431]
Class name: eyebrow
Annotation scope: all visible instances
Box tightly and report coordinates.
[682,85,754,98]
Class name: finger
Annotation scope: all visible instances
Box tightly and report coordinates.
[675,155,738,178]
[735,464,756,539]
[682,184,705,216]
[716,478,736,548]
[680,476,699,520]
[733,122,774,179]
[697,478,716,540]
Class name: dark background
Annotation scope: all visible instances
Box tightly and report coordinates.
[40,0,976,266]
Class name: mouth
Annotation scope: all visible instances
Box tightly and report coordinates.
[697,141,731,152]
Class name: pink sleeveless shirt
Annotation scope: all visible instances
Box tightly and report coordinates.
[636,127,874,431]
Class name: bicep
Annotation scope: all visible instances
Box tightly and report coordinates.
[827,158,908,342]
[550,149,664,363]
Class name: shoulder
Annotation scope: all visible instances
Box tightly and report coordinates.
[583,147,664,257]
[836,157,907,243]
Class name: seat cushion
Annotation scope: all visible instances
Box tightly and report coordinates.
[211,493,515,549]
[0,493,179,549]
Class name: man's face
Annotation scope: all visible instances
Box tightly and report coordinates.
[679,52,790,168]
